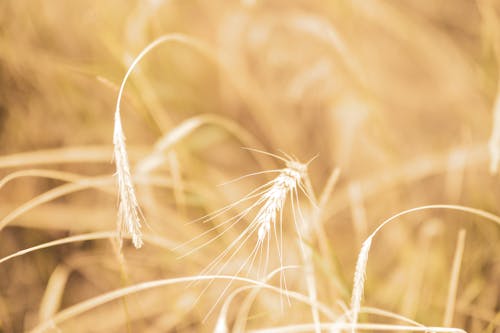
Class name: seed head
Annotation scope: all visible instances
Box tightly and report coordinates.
[114,112,143,249]
[255,160,306,242]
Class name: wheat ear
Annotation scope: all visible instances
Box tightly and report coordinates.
[350,237,372,333]
[114,112,143,248]
[111,34,223,248]
[180,151,312,321]
[350,204,500,333]
[113,37,180,248]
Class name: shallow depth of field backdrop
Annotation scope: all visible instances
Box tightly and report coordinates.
[0,1,499,332]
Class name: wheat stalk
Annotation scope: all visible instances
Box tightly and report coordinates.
[111,33,252,249]
[31,274,335,333]
[349,204,500,333]
[488,92,500,174]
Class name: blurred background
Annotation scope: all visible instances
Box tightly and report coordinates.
[0,0,499,332]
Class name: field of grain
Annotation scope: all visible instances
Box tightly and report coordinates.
[0,1,499,332]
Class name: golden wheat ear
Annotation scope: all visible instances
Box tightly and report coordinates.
[111,37,179,249]
[113,112,143,249]
[112,45,149,249]
[189,152,316,322]
[110,34,218,249]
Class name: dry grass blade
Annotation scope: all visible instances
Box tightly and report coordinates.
[443,229,467,326]
[30,274,331,333]
[0,176,114,232]
[38,265,71,322]
[0,169,84,189]
[248,323,467,333]
[0,231,181,268]
[480,0,500,174]
[488,93,500,174]
[214,265,334,333]
[136,114,269,175]
[0,146,147,169]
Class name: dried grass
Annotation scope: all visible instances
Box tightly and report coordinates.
[1,1,499,332]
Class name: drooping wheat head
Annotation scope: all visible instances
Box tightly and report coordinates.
[113,112,143,249]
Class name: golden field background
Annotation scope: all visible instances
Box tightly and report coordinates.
[0,0,499,332]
